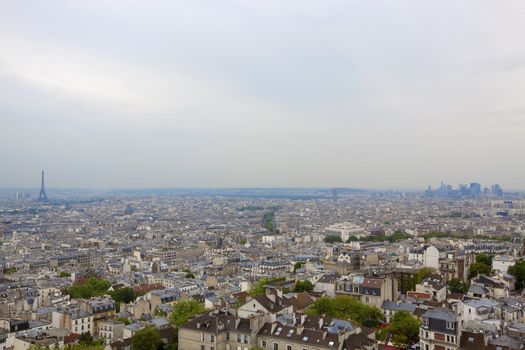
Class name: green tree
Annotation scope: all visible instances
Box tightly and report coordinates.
[183,268,195,279]
[59,271,71,278]
[294,280,314,292]
[110,287,136,304]
[447,278,469,293]
[475,254,494,266]
[249,277,286,296]
[293,262,305,273]
[78,332,94,345]
[67,277,111,299]
[324,235,342,243]
[131,326,162,350]
[305,296,382,324]
[171,299,207,326]
[469,262,491,279]
[115,317,131,325]
[508,260,525,291]
[414,267,436,284]
[376,311,420,347]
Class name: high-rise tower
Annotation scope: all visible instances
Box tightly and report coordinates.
[38,170,48,201]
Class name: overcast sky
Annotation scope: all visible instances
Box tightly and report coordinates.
[1,1,524,189]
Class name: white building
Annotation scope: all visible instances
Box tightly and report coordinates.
[458,299,499,323]
[492,255,516,273]
[325,223,366,242]
[51,308,94,335]
[408,245,439,269]
[99,320,124,344]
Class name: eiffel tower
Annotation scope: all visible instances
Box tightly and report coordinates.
[38,170,48,202]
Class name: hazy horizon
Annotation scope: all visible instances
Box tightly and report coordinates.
[1,1,525,189]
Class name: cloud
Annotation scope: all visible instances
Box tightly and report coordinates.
[1,0,525,188]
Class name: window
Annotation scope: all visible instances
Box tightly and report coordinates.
[210,335,215,342]
[244,335,249,344]
[201,333,205,342]
[262,340,267,348]
[226,332,230,340]
[273,343,279,350]
[446,322,455,330]
[287,346,292,350]
[238,334,242,342]
[201,346,205,350]
[421,318,429,327]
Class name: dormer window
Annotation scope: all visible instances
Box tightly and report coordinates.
[421,318,429,327]
[446,321,455,330]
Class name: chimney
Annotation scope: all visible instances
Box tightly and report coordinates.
[323,331,328,339]
[300,314,307,325]
[266,288,276,304]
[196,322,201,329]
[250,315,263,332]
[318,317,323,330]
[235,318,241,329]
[270,322,277,334]
[297,324,304,335]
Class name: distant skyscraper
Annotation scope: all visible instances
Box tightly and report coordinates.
[38,170,48,202]
[469,182,481,197]
[492,184,503,197]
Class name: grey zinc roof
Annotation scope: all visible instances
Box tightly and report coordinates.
[381,300,417,313]
[464,299,499,309]
[422,307,457,322]
[468,284,489,295]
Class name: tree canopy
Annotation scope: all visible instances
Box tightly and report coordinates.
[324,235,342,243]
[293,261,305,273]
[110,287,136,304]
[131,326,163,350]
[67,277,111,299]
[305,296,383,324]
[249,277,286,296]
[414,267,436,284]
[376,311,420,347]
[447,278,469,293]
[171,299,207,326]
[508,260,525,291]
[468,262,492,279]
[294,280,313,292]
[183,268,195,279]
[475,253,494,266]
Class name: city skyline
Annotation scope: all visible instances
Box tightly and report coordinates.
[1,1,525,188]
